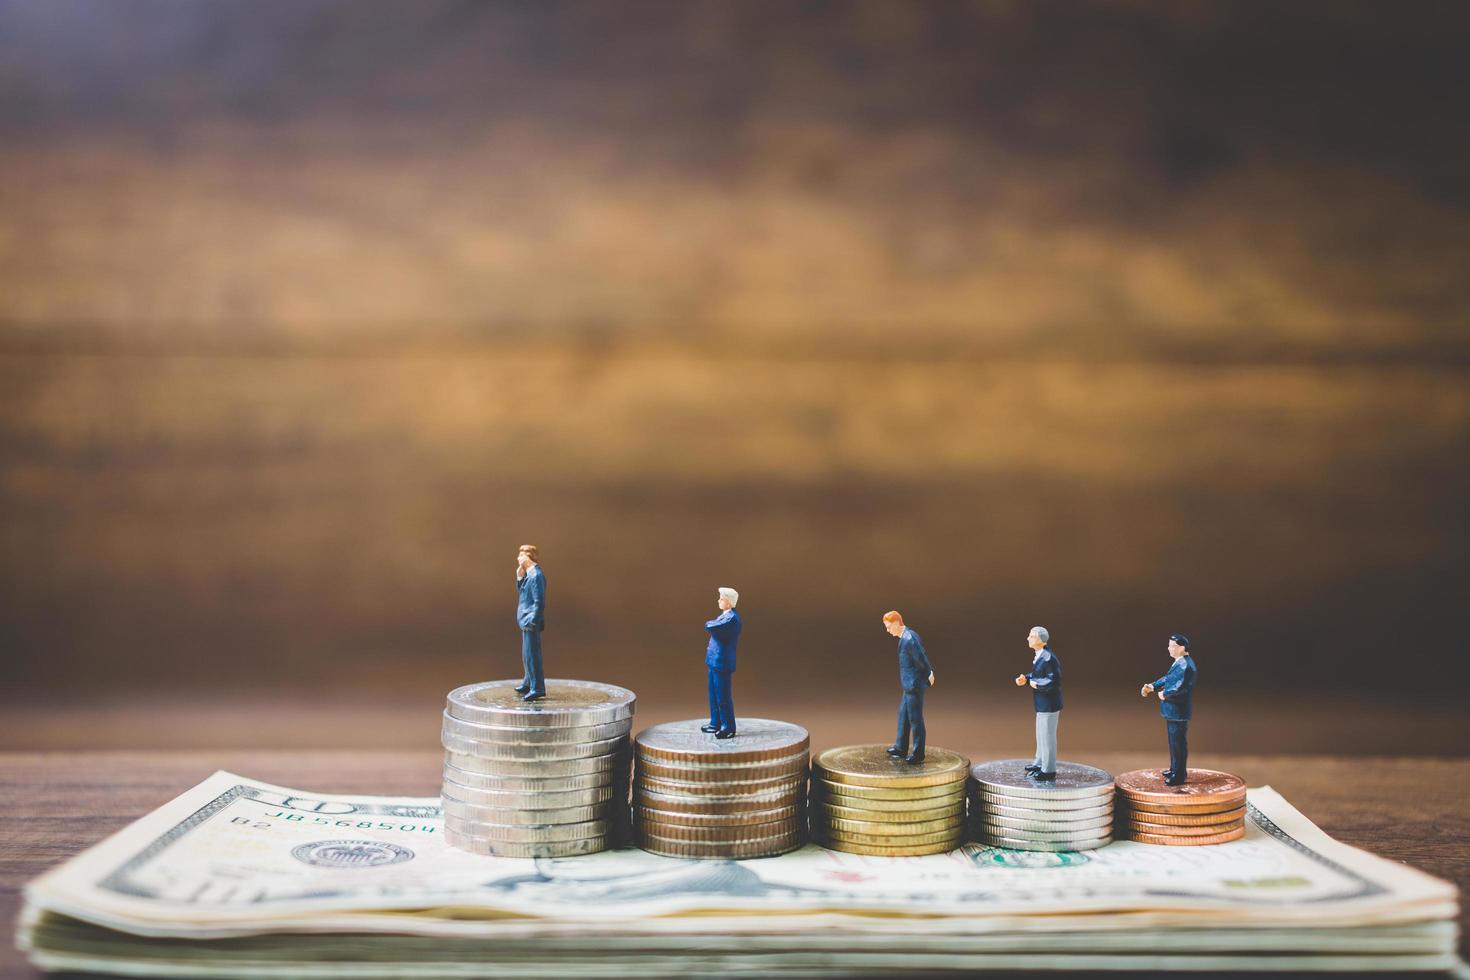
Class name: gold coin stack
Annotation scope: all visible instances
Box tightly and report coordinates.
[633,719,809,859]
[810,745,969,856]
[1114,769,1248,845]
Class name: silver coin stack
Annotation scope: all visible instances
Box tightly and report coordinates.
[968,759,1115,852]
[440,679,636,857]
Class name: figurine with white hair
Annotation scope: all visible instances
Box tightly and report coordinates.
[1014,625,1062,779]
[701,587,742,739]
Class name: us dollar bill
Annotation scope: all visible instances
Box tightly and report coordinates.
[16,771,1463,975]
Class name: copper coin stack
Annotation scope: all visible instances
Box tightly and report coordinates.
[967,760,1115,852]
[439,679,635,857]
[810,745,969,856]
[1114,769,1248,845]
[633,719,809,859]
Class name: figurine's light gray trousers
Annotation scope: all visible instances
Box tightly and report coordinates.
[1033,711,1059,772]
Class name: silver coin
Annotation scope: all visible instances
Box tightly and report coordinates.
[969,760,1114,800]
[442,797,615,826]
[442,731,630,761]
[634,719,809,763]
[975,815,1116,841]
[441,779,620,809]
[973,788,1115,812]
[634,803,802,827]
[445,679,636,727]
[441,763,618,793]
[445,749,627,778]
[444,827,610,858]
[976,808,1115,832]
[975,798,1113,823]
[441,712,632,745]
[443,813,610,842]
[977,830,1113,852]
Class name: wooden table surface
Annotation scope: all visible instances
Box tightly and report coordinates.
[2,751,1466,978]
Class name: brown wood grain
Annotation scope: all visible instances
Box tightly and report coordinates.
[2,751,1466,978]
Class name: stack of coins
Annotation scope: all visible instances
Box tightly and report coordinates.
[1114,769,1247,846]
[633,719,809,859]
[440,679,636,857]
[968,760,1115,852]
[810,745,968,856]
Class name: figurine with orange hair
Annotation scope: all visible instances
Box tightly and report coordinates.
[883,610,934,764]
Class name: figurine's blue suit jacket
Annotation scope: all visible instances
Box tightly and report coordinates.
[1025,648,1063,712]
[705,609,741,672]
[1151,655,1196,720]
[897,628,932,692]
[516,567,546,631]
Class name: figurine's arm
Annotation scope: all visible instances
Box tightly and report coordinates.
[519,574,545,626]
[1029,660,1057,689]
[1162,664,1194,698]
[908,637,932,676]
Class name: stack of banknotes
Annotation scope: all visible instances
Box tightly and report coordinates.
[17,771,1463,976]
[438,679,636,856]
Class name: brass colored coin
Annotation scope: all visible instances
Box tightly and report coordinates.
[635,803,801,827]
[1126,825,1247,846]
[817,837,959,857]
[1114,769,1247,806]
[442,814,611,843]
[635,772,805,797]
[823,814,963,837]
[636,816,803,842]
[442,732,631,762]
[442,712,632,745]
[445,680,636,728]
[444,828,610,858]
[978,799,1113,823]
[813,778,967,803]
[981,811,1115,834]
[635,787,804,814]
[973,789,1116,813]
[1118,805,1246,827]
[634,718,810,764]
[818,801,963,824]
[1123,796,1246,816]
[445,750,627,778]
[1124,817,1246,837]
[442,764,618,793]
[980,831,1112,852]
[815,745,969,789]
[814,786,965,812]
[818,827,964,848]
[638,834,804,860]
[968,760,1114,800]
[636,755,808,784]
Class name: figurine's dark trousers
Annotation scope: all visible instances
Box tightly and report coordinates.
[707,667,735,733]
[894,689,926,756]
[520,628,545,697]
[1166,719,1188,777]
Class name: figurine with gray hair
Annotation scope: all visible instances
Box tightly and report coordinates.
[701,587,742,739]
[1014,626,1062,779]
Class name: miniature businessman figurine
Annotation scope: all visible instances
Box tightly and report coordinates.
[1141,633,1197,785]
[883,611,935,764]
[1014,626,1062,780]
[514,545,546,702]
[701,588,741,739]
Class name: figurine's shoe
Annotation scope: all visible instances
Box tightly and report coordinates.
[514,684,530,694]
[715,730,737,740]
[1164,773,1188,786]
[521,692,546,702]
[1023,764,1042,774]
[903,753,925,764]
[700,724,720,733]
[1033,771,1056,781]
[885,746,905,757]
[1161,769,1175,780]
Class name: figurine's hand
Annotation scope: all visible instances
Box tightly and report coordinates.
[1014,674,1027,687]
[928,671,935,687]
[1157,690,1167,700]
[1028,680,1038,689]
[1140,683,1154,697]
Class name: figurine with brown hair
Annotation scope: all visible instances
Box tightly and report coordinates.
[514,544,546,702]
[883,610,934,764]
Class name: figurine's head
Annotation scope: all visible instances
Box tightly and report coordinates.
[717,587,739,611]
[1168,634,1190,658]
[1027,626,1049,650]
[517,544,539,568]
[882,610,904,637]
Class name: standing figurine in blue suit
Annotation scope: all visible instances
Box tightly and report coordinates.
[702,588,741,739]
[1141,633,1197,785]
[514,544,546,702]
[1015,626,1062,780]
[883,610,935,764]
